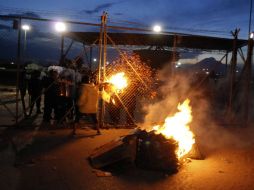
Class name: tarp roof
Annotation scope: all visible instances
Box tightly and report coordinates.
[64,32,248,52]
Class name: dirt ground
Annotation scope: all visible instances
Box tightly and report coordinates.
[1,122,254,190]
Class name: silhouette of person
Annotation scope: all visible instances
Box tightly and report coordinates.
[18,67,28,117]
[42,70,58,122]
[28,70,42,115]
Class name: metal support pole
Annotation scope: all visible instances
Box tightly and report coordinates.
[225,52,228,73]
[248,0,253,36]
[101,12,108,128]
[98,12,107,128]
[227,29,240,119]
[15,18,22,124]
[61,35,64,56]
[244,37,253,127]
[103,13,107,80]
[63,40,74,58]
[219,53,227,62]
[172,35,177,77]
[23,29,27,62]
[238,48,246,63]
[60,35,64,65]
[98,17,104,83]
[83,44,91,68]
[89,46,93,70]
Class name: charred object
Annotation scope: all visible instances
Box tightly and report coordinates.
[88,129,199,173]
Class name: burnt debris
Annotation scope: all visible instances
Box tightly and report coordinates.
[89,129,180,173]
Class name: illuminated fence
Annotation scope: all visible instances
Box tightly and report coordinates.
[102,52,155,127]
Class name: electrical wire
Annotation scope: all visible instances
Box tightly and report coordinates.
[0,5,233,38]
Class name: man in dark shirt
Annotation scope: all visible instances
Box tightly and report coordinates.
[28,70,42,115]
[42,70,58,122]
[18,68,28,117]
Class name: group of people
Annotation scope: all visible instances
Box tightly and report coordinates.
[19,63,141,135]
[19,67,101,134]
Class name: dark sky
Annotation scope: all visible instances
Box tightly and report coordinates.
[0,0,252,63]
[1,0,252,37]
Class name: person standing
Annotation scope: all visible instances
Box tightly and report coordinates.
[18,68,28,117]
[28,70,42,115]
[42,70,58,122]
[74,75,100,135]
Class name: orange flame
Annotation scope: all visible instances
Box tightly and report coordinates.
[152,99,195,159]
[107,72,128,93]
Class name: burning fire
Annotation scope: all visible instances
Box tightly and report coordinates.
[152,99,195,159]
[107,72,128,93]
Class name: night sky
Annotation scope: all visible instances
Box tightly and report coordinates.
[0,0,252,63]
[1,0,252,36]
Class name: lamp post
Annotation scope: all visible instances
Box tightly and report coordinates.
[21,25,30,47]
[21,24,30,61]
[55,22,66,65]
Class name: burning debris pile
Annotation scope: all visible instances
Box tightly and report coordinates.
[89,99,202,173]
[89,129,179,173]
[148,99,195,159]
[135,130,179,172]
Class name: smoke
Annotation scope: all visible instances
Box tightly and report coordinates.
[141,64,207,129]
[141,76,190,128]
[140,64,254,154]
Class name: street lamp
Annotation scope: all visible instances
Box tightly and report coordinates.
[55,22,67,65]
[22,24,30,31]
[55,22,66,33]
[21,24,30,51]
[250,32,254,39]
[153,25,161,33]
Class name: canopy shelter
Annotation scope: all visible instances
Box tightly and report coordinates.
[63,31,248,71]
[64,32,248,52]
